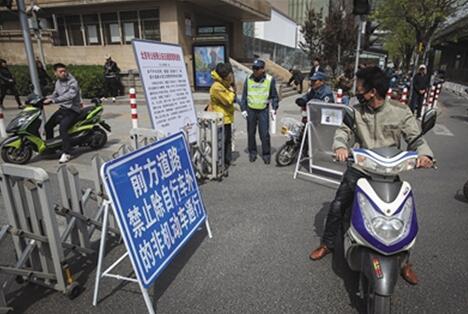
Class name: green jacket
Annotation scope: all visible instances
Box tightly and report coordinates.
[333,99,434,158]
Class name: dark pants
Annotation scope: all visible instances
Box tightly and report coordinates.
[0,83,22,107]
[410,91,425,118]
[322,167,367,249]
[288,77,303,93]
[45,108,79,154]
[104,77,120,98]
[224,123,232,166]
[247,107,270,160]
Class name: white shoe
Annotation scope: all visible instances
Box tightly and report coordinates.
[59,153,71,163]
[112,97,116,103]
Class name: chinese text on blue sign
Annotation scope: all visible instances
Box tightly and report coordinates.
[102,132,207,288]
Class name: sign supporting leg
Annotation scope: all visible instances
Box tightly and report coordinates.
[93,200,111,306]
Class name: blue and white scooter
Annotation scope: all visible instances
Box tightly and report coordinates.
[341,107,437,314]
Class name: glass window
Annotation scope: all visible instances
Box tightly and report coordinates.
[54,17,68,46]
[83,14,101,45]
[101,12,120,44]
[120,11,139,44]
[64,15,84,46]
[140,9,160,41]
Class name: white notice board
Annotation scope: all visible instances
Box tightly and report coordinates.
[132,39,198,143]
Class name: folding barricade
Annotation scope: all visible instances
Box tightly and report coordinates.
[293,100,348,186]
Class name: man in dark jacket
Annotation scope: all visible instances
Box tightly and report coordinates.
[0,59,23,109]
[36,59,52,96]
[103,55,121,102]
[308,57,325,78]
[410,65,430,118]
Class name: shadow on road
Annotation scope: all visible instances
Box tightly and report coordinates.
[313,202,365,313]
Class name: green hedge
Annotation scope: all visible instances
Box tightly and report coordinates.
[9,64,105,98]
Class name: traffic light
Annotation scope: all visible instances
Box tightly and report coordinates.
[353,0,370,15]
[1,0,13,10]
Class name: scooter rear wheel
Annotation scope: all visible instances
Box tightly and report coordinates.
[89,127,107,150]
[1,145,33,164]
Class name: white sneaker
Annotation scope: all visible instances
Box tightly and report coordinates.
[112,97,116,103]
[59,153,71,163]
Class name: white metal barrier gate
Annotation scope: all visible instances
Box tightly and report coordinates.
[0,163,120,313]
[293,100,347,186]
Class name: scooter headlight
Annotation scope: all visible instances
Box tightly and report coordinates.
[353,151,417,176]
[358,192,414,245]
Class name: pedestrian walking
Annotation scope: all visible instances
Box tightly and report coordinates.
[103,55,121,102]
[240,59,279,164]
[288,68,304,93]
[209,62,236,168]
[0,59,23,109]
[410,64,430,118]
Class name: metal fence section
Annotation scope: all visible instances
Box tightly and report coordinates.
[193,111,226,181]
[293,100,347,186]
[0,163,119,313]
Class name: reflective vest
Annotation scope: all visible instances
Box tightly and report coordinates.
[247,75,272,110]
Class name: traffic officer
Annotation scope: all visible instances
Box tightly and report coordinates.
[295,71,334,123]
[240,59,279,164]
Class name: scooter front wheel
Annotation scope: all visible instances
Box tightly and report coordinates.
[1,145,33,164]
[368,294,391,314]
[275,143,297,167]
[463,180,468,200]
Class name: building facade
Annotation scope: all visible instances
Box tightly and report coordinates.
[0,0,271,77]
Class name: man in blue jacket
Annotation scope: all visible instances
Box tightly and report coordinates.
[240,59,279,164]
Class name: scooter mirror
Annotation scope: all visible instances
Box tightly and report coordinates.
[421,108,437,135]
[342,106,356,131]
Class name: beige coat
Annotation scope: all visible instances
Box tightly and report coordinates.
[333,99,434,158]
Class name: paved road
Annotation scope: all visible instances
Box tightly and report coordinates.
[1,91,468,313]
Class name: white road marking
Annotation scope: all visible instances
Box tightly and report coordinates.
[433,124,454,136]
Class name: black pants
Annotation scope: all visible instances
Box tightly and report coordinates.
[104,78,120,98]
[322,167,367,249]
[288,77,303,93]
[0,83,22,107]
[410,91,425,118]
[247,107,270,160]
[45,108,79,154]
[224,123,232,166]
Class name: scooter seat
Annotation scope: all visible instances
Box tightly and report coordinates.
[76,106,95,122]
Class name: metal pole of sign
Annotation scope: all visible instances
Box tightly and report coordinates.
[352,15,364,94]
[17,0,46,124]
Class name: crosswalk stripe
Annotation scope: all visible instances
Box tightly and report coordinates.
[433,124,454,136]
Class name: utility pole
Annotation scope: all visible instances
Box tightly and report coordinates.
[31,0,46,67]
[352,16,366,94]
[352,0,371,94]
[18,0,47,126]
[17,0,42,97]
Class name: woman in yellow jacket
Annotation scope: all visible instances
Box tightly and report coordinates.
[209,63,236,167]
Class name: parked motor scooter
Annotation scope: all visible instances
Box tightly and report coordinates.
[339,106,437,313]
[0,95,111,164]
[275,117,304,166]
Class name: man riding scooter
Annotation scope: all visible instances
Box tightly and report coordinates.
[309,66,434,286]
[43,63,81,163]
